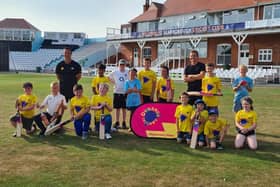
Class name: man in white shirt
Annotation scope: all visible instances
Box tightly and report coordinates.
[34,81,67,136]
[109,59,129,129]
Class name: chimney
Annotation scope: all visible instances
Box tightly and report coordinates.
[143,0,150,13]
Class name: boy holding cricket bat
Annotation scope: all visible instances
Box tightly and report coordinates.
[190,99,208,147]
[204,109,230,150]
[91,83,113,140]
[70,84,91,140]
[201,63,222,113]
[156,65,175,102]
[10,82,37,136]
[174,92,194,144]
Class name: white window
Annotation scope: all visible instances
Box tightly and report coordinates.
[264,4,280,19]
[216,44,231,66]
[143,47,152,59]
[258,49,272,62]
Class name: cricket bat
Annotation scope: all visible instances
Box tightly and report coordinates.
[15,111,22,137]
[187,91,223,97]
[44,119,72,136]
[190,115,200,149]
[99,108,105,140]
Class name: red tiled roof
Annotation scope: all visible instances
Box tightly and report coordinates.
[130,2,164,23]
[0,18,40,31]
[130,0,274,23]
[161,0,273,17]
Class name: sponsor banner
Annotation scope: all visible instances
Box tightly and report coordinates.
[131,102,179,139]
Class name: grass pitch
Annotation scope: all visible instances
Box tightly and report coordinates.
[0,73,279,187]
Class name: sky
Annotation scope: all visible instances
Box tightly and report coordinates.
[0,0,166,38]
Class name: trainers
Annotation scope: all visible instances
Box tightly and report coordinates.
[113,121,120,129]
[12,132,17,137]
[216,142,224,150]
[82,131,88,140]
[111,127,118,132]
[105,133,112,140]
[122,121,127,129]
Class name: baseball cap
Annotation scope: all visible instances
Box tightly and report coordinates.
[129,67,137,73]
[118,59,127,65]
[208,108,219,115]
[194,99,205,105]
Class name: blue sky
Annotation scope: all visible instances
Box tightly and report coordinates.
[0,0,166,38]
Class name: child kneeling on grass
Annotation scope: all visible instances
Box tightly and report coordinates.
[10,82,37,136]
[235,96,258,150]
[70,84,91,139]
[91,83,113,140]
[204,109,230,149]
[174,92,194,144]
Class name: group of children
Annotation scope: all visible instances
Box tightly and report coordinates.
[10,59,258,149]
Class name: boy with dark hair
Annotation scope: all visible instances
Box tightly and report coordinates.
[91,64,110,95]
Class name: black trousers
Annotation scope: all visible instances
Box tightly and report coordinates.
[34,112,62,133]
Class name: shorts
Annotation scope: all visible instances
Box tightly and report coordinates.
[188,95,202,106]
[158,97,167,103]
[236,128,255,137]
[142,95,153,103]
[197,133,205,142]
[10,113,33,131]
[113,93,126,109]
[177,132,191,141]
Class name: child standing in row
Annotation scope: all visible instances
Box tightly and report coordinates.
[91,83,113,139]
[156,65,175,102]
[235,96,257,150]
[232,65,253,113]
[10,82,37,136]
[70,84,91,139]
[174,92,194,144]
[91,64,110,95]
[202,63,222,113]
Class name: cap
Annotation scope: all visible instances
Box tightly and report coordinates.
[118,59,126,65]
[194,99,205,105]
[208,108,219,115]
[129,67,137,73]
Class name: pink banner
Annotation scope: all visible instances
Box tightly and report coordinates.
[131,103,178,139]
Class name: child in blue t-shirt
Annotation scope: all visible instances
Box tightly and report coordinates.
[124,68,142,130]
[232,65,253,112]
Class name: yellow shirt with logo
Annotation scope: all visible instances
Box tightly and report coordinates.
[235,110,257,129]
[202,76,221,107]
[18,94,37,118]
[70,96,90,115]
[204,118,227,139]
[156,77,175,99]
[91,95,112,121]
[91,76,110,94]
[174,104,194,132]
[138,69,157,96]
[191,110,209,134]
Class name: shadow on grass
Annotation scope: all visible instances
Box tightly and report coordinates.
[198,134,280,163]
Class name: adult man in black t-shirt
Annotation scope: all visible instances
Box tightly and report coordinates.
[55,47,82,102]
[184,50,206,105]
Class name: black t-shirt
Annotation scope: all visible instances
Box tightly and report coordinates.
[55,60,81,99]
[184,62,205,91]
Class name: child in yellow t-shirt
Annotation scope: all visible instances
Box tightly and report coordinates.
[190,99,208,147]
[91,83,113,139]
[204,109,229,149]
[202,63,222,113]
[91,64,110,95]
[174,92,194,144]
[138,58,157,103]
[235,96,258,150]
[156,65,175,102]
[70,84,91,139]
[10,82,38,136]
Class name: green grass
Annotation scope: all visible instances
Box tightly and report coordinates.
[0,72,279,187]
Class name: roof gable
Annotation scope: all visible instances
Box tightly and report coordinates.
[0,18,40,31]
[130,2,164,23]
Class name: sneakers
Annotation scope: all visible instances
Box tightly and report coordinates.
[122,121,128,129]
[216,142,224,150]
[12,132,17,137]
[82,131,88,140]
[105,133,112,140]
[113,121,120,129]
